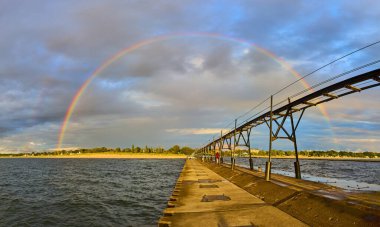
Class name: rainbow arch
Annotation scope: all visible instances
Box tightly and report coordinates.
[57,32,330,149]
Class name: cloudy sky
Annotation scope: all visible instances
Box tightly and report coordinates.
[1,0,380,153]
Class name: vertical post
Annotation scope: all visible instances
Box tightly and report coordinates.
[205,146,207,161]
[207,146,209,162]
[265,95,273,181]
[289,98,301,179]
[212,137,216,163]
[210,146,212,162]
[220,130,224,164]
[227,138,232,163]
[209,146,212,162]
[232,119,237,170]
[248,129,253,170]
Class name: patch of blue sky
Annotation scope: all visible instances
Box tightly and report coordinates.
[334,119,380,131]
[95,77,140,90]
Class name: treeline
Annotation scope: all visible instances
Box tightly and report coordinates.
[0,145,195,157]
[1,147,378,158]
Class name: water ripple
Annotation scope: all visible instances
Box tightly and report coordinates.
[0,158,185,226]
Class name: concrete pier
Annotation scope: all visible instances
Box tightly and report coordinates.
[160,159,380,226]
[158,159,307,226]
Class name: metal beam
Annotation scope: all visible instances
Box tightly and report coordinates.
[345,84,361,92]
[200,69,380,151]
[323,93,338,99]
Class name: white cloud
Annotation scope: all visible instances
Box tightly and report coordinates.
[334,138,380,143]
[166,128,228,135]
[187,56,205,69]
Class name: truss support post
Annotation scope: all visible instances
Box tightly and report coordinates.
[210,146,212,162]
[207,146,210,162]
[213,144,215,164]
[247,128,253,170]
[220,131,224,164]
[231,119,237,170]
[230,151,234,169]
[227,138,232,164]
[209,146,212,162]
[230,139,234,167]
[265,95,273,181]
[212,137,216,164]
[289,98,301,179]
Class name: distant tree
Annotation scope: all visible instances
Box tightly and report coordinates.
[169,145,181,154]
[285,151,294,156]
[258,150,267,156]
[363,151,375,158]
[339,151,348,157]
[181,146,194,155]
[327,150,338,157]
[156,147,164,153]
[123,148,131,153]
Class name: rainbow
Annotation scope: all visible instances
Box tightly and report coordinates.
[57,32,330,149]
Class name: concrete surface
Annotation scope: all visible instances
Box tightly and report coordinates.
[158,159,308,226]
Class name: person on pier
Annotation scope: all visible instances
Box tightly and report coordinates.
[215,151,220,165]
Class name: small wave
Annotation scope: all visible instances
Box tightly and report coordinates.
[0,158,185,226]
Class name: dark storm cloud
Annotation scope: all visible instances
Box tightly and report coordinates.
[0,0,379,150]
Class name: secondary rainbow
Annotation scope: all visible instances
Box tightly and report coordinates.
[57,32,330,149]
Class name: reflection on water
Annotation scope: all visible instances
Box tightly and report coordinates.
[0,158,185,226]
[227,157,380,191]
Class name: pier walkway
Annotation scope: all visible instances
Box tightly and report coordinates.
[159,159,307,226]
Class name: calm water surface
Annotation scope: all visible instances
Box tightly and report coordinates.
[0,158,185,226]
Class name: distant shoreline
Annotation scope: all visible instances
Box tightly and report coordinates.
[246,155,380,162]
[1,153,379,161]
[0,152,187,159]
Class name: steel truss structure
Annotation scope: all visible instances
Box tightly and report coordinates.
[197,68,380,180]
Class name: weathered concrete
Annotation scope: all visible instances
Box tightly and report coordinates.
[203,161,380,227]
[158,159,307,226]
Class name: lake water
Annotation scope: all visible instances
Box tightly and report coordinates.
[228,157,380,191]
[1,158,379,226]
[0,158,185,226]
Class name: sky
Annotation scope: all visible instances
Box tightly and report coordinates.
[1,0,380,153]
